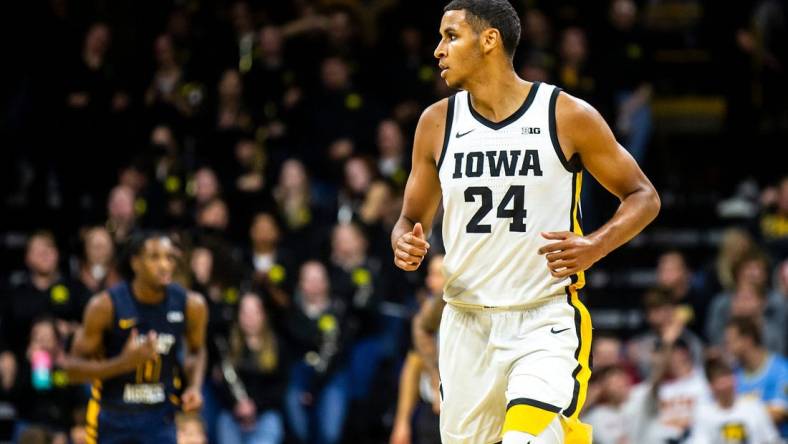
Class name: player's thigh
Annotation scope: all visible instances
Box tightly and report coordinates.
[503,303,589,436]
[438,306,505,444]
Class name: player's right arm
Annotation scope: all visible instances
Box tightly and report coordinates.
[63,292,157,383]
[391,99,448,271]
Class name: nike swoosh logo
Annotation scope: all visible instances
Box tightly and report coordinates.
[550,327,570,334]
[456,129,475,138]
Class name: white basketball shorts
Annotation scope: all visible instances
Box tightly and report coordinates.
[438,287,593,444]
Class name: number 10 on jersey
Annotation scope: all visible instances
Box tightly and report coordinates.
[464,185,527,233]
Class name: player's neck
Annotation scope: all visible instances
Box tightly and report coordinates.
[465,67,530,123]
[131,278,166,304]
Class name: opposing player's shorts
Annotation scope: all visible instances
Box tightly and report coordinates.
[438,288,593,444]
[86,401,177,444]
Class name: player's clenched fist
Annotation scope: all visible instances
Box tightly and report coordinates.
[394,223,430,271]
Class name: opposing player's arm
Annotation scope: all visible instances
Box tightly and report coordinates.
[539,93,660,278]
[181,291,208,412]
[391,99,447,271]
[64,292,156,383]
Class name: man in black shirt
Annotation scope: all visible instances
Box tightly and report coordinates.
[1,231,81,362]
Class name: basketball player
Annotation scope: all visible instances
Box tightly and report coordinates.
[391,1,660,443]
[64,232,208,444]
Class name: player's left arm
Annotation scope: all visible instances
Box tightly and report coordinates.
[539,93,660,278]
[182,291,208,412]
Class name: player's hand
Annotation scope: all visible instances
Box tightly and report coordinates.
[181,386,203,413]
[390,420,412,444]
[538,231,604,279]
[394,223,430,271]
[121,329,159,368]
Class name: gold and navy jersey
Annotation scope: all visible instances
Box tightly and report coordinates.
[91,281,187,409]
[437,82,585,308]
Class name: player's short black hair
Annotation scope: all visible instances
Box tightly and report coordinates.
[119,230,172,278]
[444,0,521,57]
[726,316,763,346]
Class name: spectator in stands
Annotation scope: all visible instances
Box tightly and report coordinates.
[760,176,788,261]
[706,250,785,354]
[246,212,296,307]
[583,365,634,444]
[518,9,555,76]
[703,228,755,297]
[689,356,780,444]
[60,22,130,218]
[336,156,379,224]
[628,287,705,379]
[216,292,287,444]
[192,167,222,212]
[623,315,710,444]
[215,69,253,133]
[272,159,330,261]
[196,198,230,234]
[586,333,639,410]
[10,317,82,444]
[145,34,191,122]
[724,316,788,437]
[74,226,119,303]
[390,254,444,444]
[226,138,268,236]
[557,27,597,102]
[106,185,138,245]
[327,223,385,406]
[148,125,188,226]
[603,0,653,164]
[285,261,350,444]
[656,250,708,336]
[375,119,408,189]
[1,232,81,360]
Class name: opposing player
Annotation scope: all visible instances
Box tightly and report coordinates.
[65,232,208,444]
[391,1,660,443]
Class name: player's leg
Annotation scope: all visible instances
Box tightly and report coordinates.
[439,305,506,444]
[501,415,563,443]
[497,292,593,443]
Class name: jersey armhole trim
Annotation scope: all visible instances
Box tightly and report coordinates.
[436,94,456,171]
[549,88,583,173]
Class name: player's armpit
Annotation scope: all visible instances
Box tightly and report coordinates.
[70,292,113,359]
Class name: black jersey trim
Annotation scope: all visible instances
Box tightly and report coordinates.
[563,286,583,417]
[548,87,583,173]
[467,82,540,130]
[436,95,456,171]
[507,397,562,413]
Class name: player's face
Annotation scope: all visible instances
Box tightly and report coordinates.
[434,10,482,89]
[132,237,176,288]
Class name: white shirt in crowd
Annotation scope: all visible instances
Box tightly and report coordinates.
[689,396,781,444]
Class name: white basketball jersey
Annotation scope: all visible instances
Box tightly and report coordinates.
[437,82,585,307]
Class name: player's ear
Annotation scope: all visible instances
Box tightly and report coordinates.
[480,28,501,55]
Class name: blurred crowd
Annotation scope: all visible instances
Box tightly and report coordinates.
[1,0,787,443]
